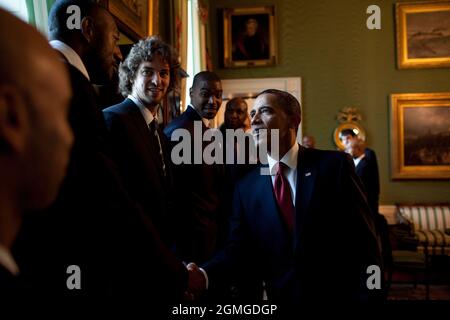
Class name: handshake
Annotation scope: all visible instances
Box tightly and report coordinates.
[185,262,207,300]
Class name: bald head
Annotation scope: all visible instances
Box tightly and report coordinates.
[0,9,73,216]
[0,9,70,101]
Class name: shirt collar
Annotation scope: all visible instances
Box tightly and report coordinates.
[128,95,158,126]
[188,105,210,128]
[0,244,19,276]
[49,40,90,81]
[268,143,299,175]
[353,153,365,167]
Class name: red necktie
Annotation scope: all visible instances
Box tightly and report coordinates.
[273,162,295,234]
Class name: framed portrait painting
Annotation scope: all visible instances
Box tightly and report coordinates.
[107,0,157,40]
[396,1,450,69]
[223,6,277,68]
[390,93,450,179]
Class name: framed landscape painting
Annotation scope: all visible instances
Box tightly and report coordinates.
[396,1,450,69]
[390,93,450,179]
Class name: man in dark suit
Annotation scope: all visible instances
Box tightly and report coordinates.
[13,0,189,299]
[0,9,73,292]
[346,138,380,217]
[340,128,379,207]
[103,37,178,245]
[346,138,392,286]
[164,71,227,264]
[219,97,256,229]
[188,89,383,307]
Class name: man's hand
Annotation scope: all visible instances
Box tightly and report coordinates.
[185,262,206,299]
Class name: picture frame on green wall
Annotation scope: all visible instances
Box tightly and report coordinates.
[222,6,277,68]
[107,0,156,41]
[390,93,450,179]
[396,1,450,69]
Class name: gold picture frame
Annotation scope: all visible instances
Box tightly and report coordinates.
[223,6,277,68]
[390,93,450,179]
[396,1,450,69]
[107,0,157,40]
[333,123,366,151]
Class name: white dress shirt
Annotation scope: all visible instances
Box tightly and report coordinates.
[267,143,299,204]
[0,244,19,276]
[49,40,90,81]
[128,95,158,127]
[353,153,365,168]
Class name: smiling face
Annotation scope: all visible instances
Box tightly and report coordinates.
[250,93,296,157]
[190,79,223,119]
[131,55,170,109]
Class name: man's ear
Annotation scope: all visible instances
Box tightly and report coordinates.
[0,86,30,155]
[189,87,193,99]
[289,114,301,130]
[80,16,95,44]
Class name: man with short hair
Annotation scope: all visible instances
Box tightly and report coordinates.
[340,128,380,215]
[346,138,390,287]
[189,89,383,307]
[346,138,379,217]
[302,135,316,148]
[103,37,179,245]
[48,0,122,85]
[0,8,73,291]
[14,0,189,299]
[164,71,227,264]
[219,97,254,166]
[219,96,255,216]
[220,97,249,131]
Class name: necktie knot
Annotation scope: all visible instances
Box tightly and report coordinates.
[277,162,288,175]
[149,120,158,132]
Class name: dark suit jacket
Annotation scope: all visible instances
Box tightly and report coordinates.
[13,64,187,300]
[0,264,16,294]
[355,150,380,217]
[204,146,383,305]
[164,107,226,264]
[103,99,176,244]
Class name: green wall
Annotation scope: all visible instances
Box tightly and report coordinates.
[209,0,450,204]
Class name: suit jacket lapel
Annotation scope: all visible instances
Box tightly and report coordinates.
[257,165,290,242]
[294,146,317,251]
[185,106,202,123]
[127,99,166,181]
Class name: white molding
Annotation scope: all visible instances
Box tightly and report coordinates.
[221,77,302,102]
[33,0,48,35]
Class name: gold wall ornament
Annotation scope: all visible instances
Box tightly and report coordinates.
[333,107,366,150]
